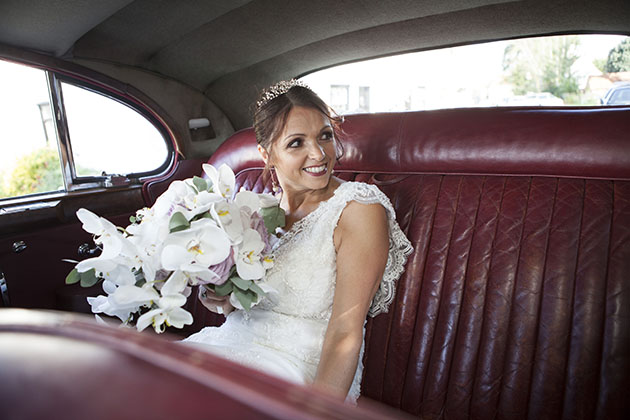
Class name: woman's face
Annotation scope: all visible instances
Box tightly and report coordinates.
[258,106,336,195]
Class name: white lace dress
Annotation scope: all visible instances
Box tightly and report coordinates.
[183,181,412,402]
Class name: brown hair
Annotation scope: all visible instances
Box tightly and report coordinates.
[253,85,344,173]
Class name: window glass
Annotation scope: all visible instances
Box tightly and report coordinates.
[61,81,168,177]
[0,60,63,199]
[301,34,630,114]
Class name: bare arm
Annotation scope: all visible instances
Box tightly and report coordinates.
[313,201,389,397]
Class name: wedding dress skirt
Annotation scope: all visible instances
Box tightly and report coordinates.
[184,182,412,402]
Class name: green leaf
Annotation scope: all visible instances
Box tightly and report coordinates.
[213,281,233,297]
[261,205,286,234]
[249,281,266,299]
[191,211,212,222]
[248,281,266,297]
[230,275,251,291]
[129,215,136,224]
[193,176,208,193]
[79,269,99,288]
[169,211,190,233]
[65,268,80,285]
[233,288,256,311]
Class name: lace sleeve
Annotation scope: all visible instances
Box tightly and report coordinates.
[333,182,413,317]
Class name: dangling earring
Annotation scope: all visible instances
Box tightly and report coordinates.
[271,167,280,193]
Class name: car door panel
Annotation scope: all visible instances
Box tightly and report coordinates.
[0,187,145,310]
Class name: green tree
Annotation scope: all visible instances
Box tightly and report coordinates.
[503,36,581,100]
[0,147,64,199]
[604,38,630,73]
[542,37,580,98]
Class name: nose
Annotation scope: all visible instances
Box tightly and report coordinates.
[307,140,326,161]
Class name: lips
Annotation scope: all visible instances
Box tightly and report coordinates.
[303,164,328,176]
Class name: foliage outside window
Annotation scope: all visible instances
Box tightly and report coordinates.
[301,34,630,114]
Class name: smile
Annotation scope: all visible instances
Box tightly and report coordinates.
[303,164,327,175]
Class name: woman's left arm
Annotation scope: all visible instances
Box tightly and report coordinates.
[313,200,390,397]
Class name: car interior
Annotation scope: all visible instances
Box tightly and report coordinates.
[1,1,629,419]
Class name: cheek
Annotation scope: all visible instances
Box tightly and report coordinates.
[324,142,337,160]
[274,151,303,172]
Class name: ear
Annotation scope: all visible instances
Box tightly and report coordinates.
[257,144,270,165]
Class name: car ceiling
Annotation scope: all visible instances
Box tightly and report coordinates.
[1,0,630,134]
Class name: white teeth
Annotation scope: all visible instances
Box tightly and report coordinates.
[303,165,326,174]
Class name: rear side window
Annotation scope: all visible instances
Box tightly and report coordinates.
[61,82,168,177]
[0,59,172,201]
[301,34,630,114]
[0,61,63,199]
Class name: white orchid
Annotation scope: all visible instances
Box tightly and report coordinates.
[203,163,235,198]
[235,190,260,215]
[136,274,193,333]
[235,228,266,280]
[70,163,280,333]
[258,192,279,209]
[161,218,232,272]
[211,201,245,244]
[77,258,136,286]
[76,208,125,260]
[153,180,222,221]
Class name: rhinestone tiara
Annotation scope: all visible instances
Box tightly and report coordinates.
[255,79,310,110]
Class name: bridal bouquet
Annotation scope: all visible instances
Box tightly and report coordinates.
[65,163,284,333]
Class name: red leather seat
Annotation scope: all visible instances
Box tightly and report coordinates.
[0,309,409,419]
[176,107,630,419]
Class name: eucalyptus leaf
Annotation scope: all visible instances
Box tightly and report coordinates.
[79,268,99,288]
[233,288,256,311]
[248,281,266,297]
[193,176,208,192]
[169,211,190,233]
[261,205,286,233]
[191,211,212,222]
[230,275,251,291]
[65,268,80,285]
[214,281,233,297]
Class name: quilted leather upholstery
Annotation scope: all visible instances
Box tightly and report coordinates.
[202,107,630,419]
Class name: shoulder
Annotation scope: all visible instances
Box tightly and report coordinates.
[335,181,387,202]
[332,181,394,221]
[334,183,389,247]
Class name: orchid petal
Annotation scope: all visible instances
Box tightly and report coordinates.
[76,208,103,235]
[112,284,159,305]
[158,294,187,310]
[235,190,260,213]
[161,273,188,296]
[164,307,193,328]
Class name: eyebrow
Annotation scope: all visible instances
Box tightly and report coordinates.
[282,125,332,142]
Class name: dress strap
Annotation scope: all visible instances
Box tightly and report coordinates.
[330,182,413,317]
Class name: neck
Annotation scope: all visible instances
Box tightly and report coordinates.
[280,178,339,217]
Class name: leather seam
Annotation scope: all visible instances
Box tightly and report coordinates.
[469,175,508,415]
[524,177,559,419]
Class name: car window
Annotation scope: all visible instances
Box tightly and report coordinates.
[301,34,630,114]
[0,59,172,202]
[609,87,630,104]
[61,82,168,177]
[0,60,63,199]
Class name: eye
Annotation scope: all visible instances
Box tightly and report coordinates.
[287,138,302,148]
[321,130,334,141]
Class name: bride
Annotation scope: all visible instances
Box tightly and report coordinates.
[184,80,412,402]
